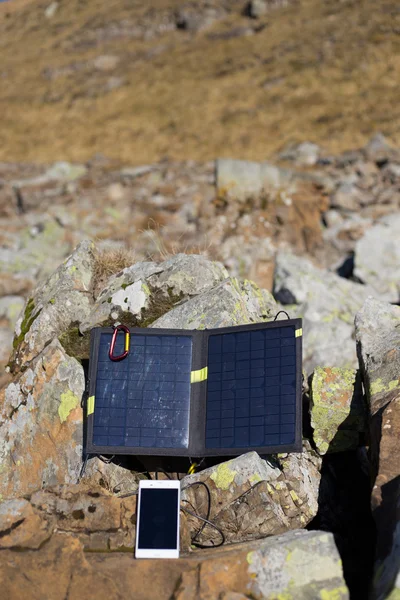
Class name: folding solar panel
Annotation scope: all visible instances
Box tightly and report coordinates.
[86,319,302,457]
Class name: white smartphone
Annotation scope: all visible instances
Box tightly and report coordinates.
[135,479,181,559]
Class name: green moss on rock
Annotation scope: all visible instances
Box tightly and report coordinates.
[59,325,91,360]
[12,298,41,350]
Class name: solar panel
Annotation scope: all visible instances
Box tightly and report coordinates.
[206,327,296,449]
[93,332,192,449]
[86,320,302,457]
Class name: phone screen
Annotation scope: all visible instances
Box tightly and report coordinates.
[137,488,179,550]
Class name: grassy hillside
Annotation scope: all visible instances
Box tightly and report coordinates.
[0,0,400,164]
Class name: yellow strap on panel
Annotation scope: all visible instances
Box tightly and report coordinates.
[87,395,95,416]
[295,328,303,338]
[190,367,208,383]
[125,333,130,352]
[188,463,197,474]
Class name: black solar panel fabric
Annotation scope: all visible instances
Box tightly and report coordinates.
[205,326,297,449]
[93,332,192,449]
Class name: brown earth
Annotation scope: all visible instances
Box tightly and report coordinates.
[0,0,400,164]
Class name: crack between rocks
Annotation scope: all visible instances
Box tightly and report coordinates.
[8,397,28,420]
[64,571,73,600]
[0,518,25,539]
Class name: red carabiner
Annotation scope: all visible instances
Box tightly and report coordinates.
[109,324,130,361]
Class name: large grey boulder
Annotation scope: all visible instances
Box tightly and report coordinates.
[355,297,400,415]
[273,252,374,373]
[0,339,84,500]
[354,214,400,303]
[243,530,349,600]
[0,526,349,599]
[181,446,321,546]
[355,297,400,599]
[152,277,276,329]
[80,253,229,333]
[310,366,366,455]
[9,240,95,373]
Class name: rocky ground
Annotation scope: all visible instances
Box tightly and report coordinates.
[0,131,400,599]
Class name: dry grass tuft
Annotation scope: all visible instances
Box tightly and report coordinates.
[92,246,135,298]
[142,220,214,262]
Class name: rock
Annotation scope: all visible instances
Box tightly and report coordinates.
[321,213,372,267]
[0,339,84,500]
[44,1,58,18]
[363,133,395,164]
[247,0,294,18]
[216,158,291,203]
[218,235,276,291]
[0,528,348,600]
[279,141,321,166]
[330,182,365,211]
[93,55,120,72]
[29,483,138,551]
[0,498,52,549]
[120,165,155,179]
[248,0,268,18]
[0,534,120,600]
[355,297,400,599]
[44,161,87,182]
[0,295,25,325]
[354,214,400,302]
[151,277,276,329]
[273,252,374,373]
[310,366,366,454]
[0,218,71,286]
[9,240,95,372]
[83,457,140,496]
[370,397,400,600]
[355,297,400,415]
[181,448,321,546]
[80,254,229,333]
[175,7,220,31]
[0,296,25,362]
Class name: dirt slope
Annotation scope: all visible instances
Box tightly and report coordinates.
[1,0,400,164]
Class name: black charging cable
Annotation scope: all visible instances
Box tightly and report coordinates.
[181,481,225,548]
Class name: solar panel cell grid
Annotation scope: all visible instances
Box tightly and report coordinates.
[205,327,297,449]
[93,333,192,449]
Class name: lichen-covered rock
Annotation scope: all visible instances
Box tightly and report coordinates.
[152,277,276,329]
[355,297,400,415]
[181,448,321,545]
[354,214,400,303]
[273,252,374,373]
[0,527,349,600]
[0,339,84,500]
[79,254,228,333]
[9,240,95,373]
[310,366,366,454]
